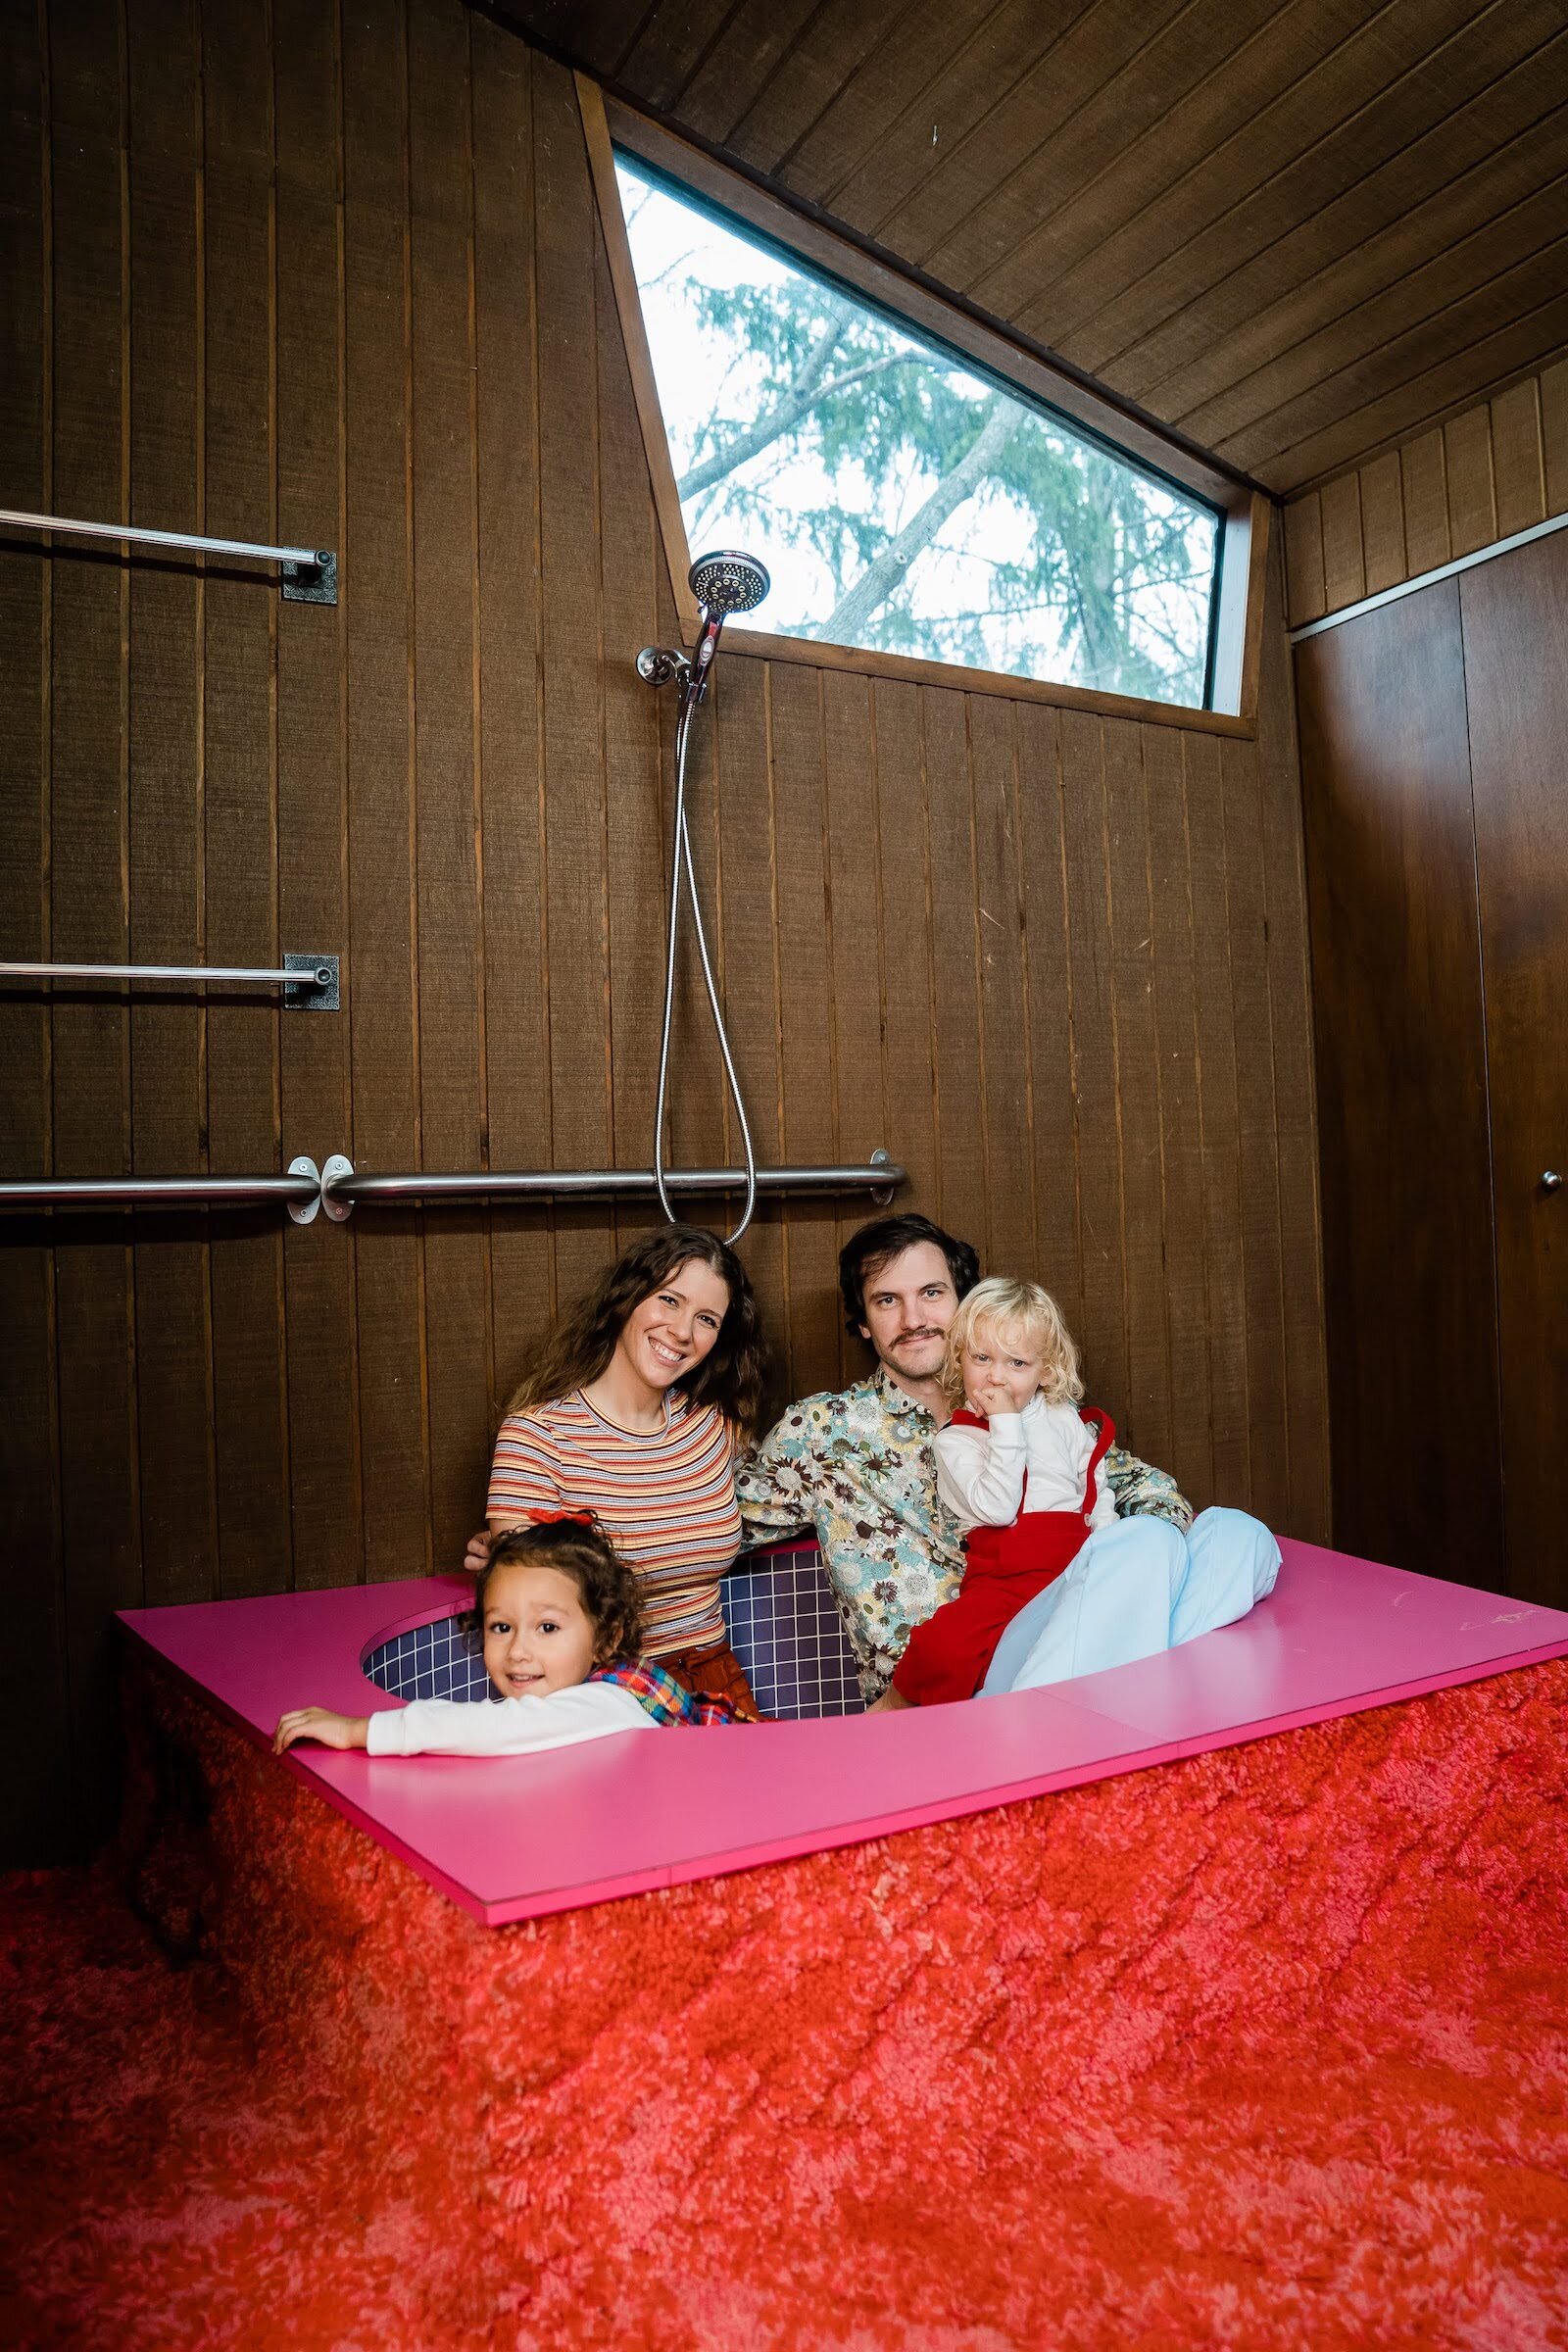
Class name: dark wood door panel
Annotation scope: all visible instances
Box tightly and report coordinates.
[1296,582,1504,1587]
[1461,532,1568,1601]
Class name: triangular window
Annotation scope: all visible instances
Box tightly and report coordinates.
[610,150,1223,710]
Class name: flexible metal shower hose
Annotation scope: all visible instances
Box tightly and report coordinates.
[652,693,759,1244]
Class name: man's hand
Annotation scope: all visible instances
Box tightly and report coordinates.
[274,1707,369,1755]
[463,1525,493,1579]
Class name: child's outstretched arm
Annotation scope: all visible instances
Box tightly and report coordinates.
[934,1415,1028,1528]
[273,1685,656,1761]
[275,1707,368,1753]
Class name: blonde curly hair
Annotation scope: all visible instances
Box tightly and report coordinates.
[940,1276,1084,1409]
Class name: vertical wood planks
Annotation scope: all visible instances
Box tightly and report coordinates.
[922,686,988,1267]
[1254,545,1330,1541]
[0,13,70,1857]
[1182,732,1250,1505]
[48,0,143,1838]
[821,669,882,1382]
[1014,704,1082,1337]
[126,0,218,1607]
[408,0,491,1571]
[1218,731,1289,1531]
[534,52,613,1308]
[472,16,553,1417]
[870,676,939,1249]
[1445,405,1496,559]
[1285,357,1568,628]
[1055,711,1126,1420]
[768,661,838,1395]
[713,655,788,1412]
[593,207,662,1261]
[967,695,1033,1280]
[274,0,363,1588]
[1101,718,1172,1474]
[341,0,429,1578]
[1490,376,1546,538]
[1140,725,1212,1509]
[1357,452,1405,596]
[201,0,291,1597]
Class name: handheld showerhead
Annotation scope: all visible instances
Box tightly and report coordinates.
[685,548,769,708]
[688,549,770,617]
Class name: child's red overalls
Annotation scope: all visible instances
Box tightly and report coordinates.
[891,1405,1116,1706]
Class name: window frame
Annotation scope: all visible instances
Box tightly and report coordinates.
[581,75,1270,736]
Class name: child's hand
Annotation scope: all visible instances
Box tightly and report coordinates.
[966,1369,1014,1418]
[998,1361,1040,1412]
[273,1707,369,1755]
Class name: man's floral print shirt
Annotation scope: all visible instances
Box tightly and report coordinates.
[735,1365,1193,1699]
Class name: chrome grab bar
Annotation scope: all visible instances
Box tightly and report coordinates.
[316,1153,901,1220]
[1,955,338,1007]
[0,508,336,603]
[0,1160,325,1223]
[0,1153,901,1225]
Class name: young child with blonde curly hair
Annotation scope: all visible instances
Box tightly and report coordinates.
[872,1277,1118,1709]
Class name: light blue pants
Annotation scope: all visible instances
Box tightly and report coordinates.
[980,1507,1281,1695]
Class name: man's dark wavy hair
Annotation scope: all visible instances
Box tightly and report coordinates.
[838,1214,980,1338]
[504,1223,766,1438]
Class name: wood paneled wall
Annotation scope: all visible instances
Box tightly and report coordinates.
[0,0,1327,1862]
[1284,355,1568,625]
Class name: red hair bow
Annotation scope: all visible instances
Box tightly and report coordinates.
[520,1507,595,1528]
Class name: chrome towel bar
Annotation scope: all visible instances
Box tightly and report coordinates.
[315,1152,900,1219]
[0,508,336,603]
[1,955,338,1007]
[0,1153,902,1225]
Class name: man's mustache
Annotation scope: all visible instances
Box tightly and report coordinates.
[891,1328,943,1345]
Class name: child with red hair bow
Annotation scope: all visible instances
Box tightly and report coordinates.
[274,1515,746,1759]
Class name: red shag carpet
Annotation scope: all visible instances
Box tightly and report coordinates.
[3,1657,1567,2351]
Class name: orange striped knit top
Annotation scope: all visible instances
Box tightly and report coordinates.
[486,1390,743,1655]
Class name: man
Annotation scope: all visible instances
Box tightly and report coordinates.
[737,1213,1192,1701]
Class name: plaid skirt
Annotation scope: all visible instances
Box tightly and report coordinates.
[653,1637,762,1721]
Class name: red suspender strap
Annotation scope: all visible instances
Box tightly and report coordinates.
[1078,1406,1116,1517]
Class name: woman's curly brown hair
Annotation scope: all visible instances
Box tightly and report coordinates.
[504,1224,765,1438]
[465,1517,645,1669]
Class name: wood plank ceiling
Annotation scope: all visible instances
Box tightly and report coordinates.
[497,0,1568,495]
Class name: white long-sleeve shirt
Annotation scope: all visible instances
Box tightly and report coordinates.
[365,1680,657,1757]
[933,1397,1117,1535]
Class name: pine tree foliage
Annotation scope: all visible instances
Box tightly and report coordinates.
[622,169,1216,705]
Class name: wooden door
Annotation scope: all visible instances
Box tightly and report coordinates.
[1295,582,1504,1587]
[1461,531,1568,1600]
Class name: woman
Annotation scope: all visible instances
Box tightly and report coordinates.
[472,1225,766,1715]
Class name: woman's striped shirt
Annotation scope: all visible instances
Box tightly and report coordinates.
[486,1390,743,1655]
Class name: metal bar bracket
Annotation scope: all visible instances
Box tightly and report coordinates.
[321,1153,355,1221]
[286,1157,322,1225]
[280,550,337,605]
[283,953,339,1011]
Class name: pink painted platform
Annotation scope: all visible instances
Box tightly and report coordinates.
[118,1541,1568,1927]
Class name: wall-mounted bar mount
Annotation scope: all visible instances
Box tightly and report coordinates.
[0,953,338,1009]
[0,508,337,603]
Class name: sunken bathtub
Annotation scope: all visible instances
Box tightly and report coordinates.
[116,1540,1568,2347]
